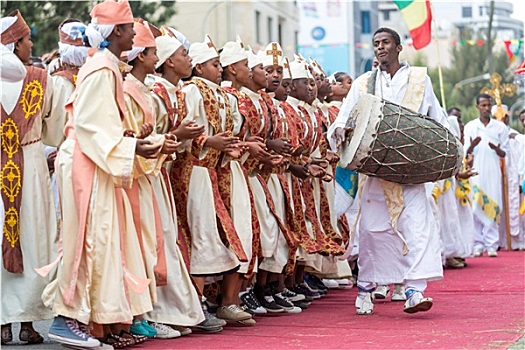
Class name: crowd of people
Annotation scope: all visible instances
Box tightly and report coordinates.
[1,0,524,349]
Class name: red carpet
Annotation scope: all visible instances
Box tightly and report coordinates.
[148,251,524,349]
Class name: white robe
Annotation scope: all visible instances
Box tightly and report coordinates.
[499,128,525,249]
[1,63,60,324]
[182,78,240,275]
[327,63,445,286]
[463,118,509,250]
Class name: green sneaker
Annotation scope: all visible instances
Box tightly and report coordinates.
[140,320,157,338]
[130,319,156,338]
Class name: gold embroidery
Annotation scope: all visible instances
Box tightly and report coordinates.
[1,160,21,203]
[1,118,20,158]
[73,74,77,85]
[4,207,19,248]
[20,80,44,119]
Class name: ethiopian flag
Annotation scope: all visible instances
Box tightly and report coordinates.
[394,0,433,50]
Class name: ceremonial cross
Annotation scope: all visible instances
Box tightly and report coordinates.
[266,43,282,65]
[206,35,218,53]
[283,57,292,79]
[480,73,516,121]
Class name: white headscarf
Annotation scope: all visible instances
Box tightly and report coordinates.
[0,16,18,52]
[85,23,114,49]
[1,44,26,82]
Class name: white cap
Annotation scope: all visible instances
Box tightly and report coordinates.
[161,26,190,51]
[220,35,247,67]
[245,45,262,69]
[282,57,292,80]
[155,35,183,69]
[309,57,325,76]
[491,104,508,115]
[189,34,219,67]
[258,42,283,67]
[289,55,310,80]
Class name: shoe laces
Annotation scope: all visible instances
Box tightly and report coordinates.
[65,319,91,340]
[276,292,292,304]
[282,288,297,297]
[153,323,173,333]
[225,304,245,313]
[245,290,262,307]
[203,309,216,320]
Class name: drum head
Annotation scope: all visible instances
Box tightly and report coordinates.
[340,94,383,169]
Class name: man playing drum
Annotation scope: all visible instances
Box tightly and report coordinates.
[327,27,449,315]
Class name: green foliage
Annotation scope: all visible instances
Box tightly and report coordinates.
[1,1,177,56]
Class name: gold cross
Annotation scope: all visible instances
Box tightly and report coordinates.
[266,43,282,65]
[283,57,292,79]
[206,35,218,53]
[480,73,516,121]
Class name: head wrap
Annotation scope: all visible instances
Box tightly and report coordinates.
[58,19,88,67]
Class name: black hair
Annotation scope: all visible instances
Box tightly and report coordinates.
[476,93,492,105]
[519,109,525,116]
[447,106,461,114]
[373,27,401,46]
[334,72,350,82]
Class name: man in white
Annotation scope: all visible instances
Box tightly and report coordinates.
[463,95,509,257]
[328,27,447,315]
[497,105,524,250]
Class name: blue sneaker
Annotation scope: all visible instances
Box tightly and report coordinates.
[140,320,157,337]
[48,316,101,348]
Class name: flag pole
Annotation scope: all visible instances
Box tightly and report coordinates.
[430,3,447,110]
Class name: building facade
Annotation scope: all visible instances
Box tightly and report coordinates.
[168,0,300,57]
[297,0,378,78]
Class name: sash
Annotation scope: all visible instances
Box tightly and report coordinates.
[1,66,47,273]
[170,79,248,264]
[61,54,149,306]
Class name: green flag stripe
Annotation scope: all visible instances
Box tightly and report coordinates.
[394,0,414,11]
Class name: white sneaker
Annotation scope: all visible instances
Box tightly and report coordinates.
[285,306,302,314]
[473,247,483,257]
[373,285,390,300]
[321,279,340,288]
[355,292,374,315]
[335,278,353,289]
[487,248,498,257]
[152,323,181,339]
[403,291,433,314]
[391,284,406,301]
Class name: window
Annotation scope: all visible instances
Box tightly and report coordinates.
[361,10,371,34]
[462,6,472,18]
[383,10,390,21]
[268,16,273,42]
[278,17,284,45]
[255,10,261,44]
[479,6,483,16]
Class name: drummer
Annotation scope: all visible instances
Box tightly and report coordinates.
[327,27,448,316]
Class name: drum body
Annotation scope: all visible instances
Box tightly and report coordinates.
[340,94,463,184]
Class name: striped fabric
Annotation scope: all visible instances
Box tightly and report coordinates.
[394,0,433,50]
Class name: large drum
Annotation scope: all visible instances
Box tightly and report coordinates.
[340,94,463,184]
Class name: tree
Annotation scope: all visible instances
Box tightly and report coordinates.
[1,1,177,56]
[428,28,519,123]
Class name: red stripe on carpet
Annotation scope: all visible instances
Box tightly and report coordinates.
[147,251,524,349]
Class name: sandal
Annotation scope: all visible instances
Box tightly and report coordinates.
[99,332,134,349]
[120,330,147,345]
[19,327,44,344]
[1,324,12,344]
